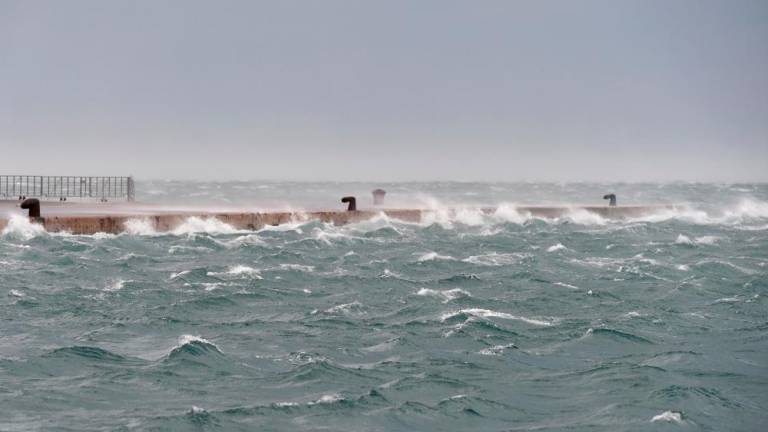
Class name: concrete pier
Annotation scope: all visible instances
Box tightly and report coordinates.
[0,201,676,235]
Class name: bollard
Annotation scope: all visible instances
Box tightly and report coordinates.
[372,189,386,206]
[341,196,357,211]
[603,193,617,207]
[20,198,41,218]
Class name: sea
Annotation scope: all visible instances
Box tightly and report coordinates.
[1,181,766,431]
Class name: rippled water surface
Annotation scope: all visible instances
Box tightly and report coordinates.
[1,182,767,431]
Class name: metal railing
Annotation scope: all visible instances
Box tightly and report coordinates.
[0,176,135,201]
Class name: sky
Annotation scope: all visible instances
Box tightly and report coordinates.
[1,0,766,182]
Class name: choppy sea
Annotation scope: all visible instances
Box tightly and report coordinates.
[1,182,767,431]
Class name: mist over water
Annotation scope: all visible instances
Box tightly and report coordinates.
[1,182,767,431]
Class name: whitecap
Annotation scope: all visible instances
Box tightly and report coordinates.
[207,265,262,279]
[651,411,683,423]
[312,225,356,245]
[170,270,190,280]
[478,343,516,355]
[203,282,226,291]
[462,252,531,266]
[258,219,306,233]
[547,243,567,252]
[176,335,221,352]
[714,296,740,304]
[220,234,266,248]
[416,288,470,302]
[553,282,579,290]
[278,263,315,272]
[417,252,455,262]
[324,301,365,316]
[188,406,207,415]
[378,268,401,278]
[694,235,719,245]
[168,245,212,254]
[676,234,719,246]
[104,280,130,292]
[441,308,553,326]
[309,394,344,405]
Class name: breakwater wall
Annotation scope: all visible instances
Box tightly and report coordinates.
[0,205,674,235]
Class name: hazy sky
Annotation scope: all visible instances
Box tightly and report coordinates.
[1,0,766,181]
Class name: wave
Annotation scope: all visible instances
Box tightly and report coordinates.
[406,198,768,229]
[104,279,130,291]
[1,214,47,240]
[547,243,567,252]
[123,217,244,236]
[416,288,470,302]
[44,345,131,363]
[277,263,315,272]
[651,411,683,423]
[675,234,720,246]
[585,328,653,344]
[123,218,158,235]
[308,394,345,405]
[218,234,266,249]
[207,265,263,279]
[323,301,366,316]
[477,343,517,356]
[166,335,223,359]
[258,219,308,233]
[417,251,456,262]
[630,198,768,225]
[553,281,580,290]
[172,217,240,235]
[441,308,554,326]
[462,252,531,266]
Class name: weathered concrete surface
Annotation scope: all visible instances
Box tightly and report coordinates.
[0,200,676,235]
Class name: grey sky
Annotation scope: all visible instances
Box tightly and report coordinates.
[1,0,766,181]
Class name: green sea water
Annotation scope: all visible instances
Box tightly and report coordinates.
[1,182,766,431]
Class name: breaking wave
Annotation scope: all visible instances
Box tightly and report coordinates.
[1,214,47,240]
[172,217,240,235]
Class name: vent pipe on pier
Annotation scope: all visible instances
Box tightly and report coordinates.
[20,198,41,219]
[603,194,617,206]
[341,196,357,211]
[372,189,386,206]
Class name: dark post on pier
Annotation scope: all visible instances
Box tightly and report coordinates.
[0,175,135,202]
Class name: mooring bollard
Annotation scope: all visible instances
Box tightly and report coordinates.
[372,189,386,206]
[20,198,42,220]
[341,196,357,211]
[603,193,617,206]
